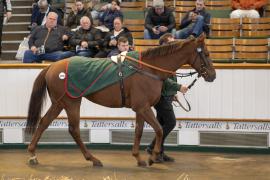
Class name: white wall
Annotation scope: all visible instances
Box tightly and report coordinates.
[0,68,269,119]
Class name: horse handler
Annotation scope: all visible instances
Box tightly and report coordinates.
[146,33,188,162]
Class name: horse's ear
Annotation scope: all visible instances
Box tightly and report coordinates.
[196,33,206,43]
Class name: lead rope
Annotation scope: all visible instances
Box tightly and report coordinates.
[173,75,200,112]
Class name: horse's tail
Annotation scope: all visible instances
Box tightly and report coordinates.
[25,66,50,134]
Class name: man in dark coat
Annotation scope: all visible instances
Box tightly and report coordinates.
[23,12,74,63]
[144,0,175,39]
[30,0,63,30]
[69,16,103,57]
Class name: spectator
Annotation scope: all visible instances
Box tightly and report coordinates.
[107,36,130,57]
[175,0,210,39]
[23,12,74,63]
[66,0,93,30]
[69,16,103,57]
[30,0,63,30]
[146,33,188,162]
[88,0,113,20]
[144,0,176,39]
[95,17,133,57]
[0,0,12,57]
[230,0,267,18]
[99,0,123,31]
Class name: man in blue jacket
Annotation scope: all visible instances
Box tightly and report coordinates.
[176,0,210,39]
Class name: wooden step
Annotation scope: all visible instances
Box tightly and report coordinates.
[3,22,29,31]
[1,51,17,60]
[2,31,30,41]
[11,0,33,6]
[8,14,31,23]
[12,6,32,14]
[2,41,21,51]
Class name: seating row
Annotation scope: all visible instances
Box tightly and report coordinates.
[133,38,270,63]
[124,17,270,39]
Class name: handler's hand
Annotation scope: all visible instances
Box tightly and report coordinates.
[179,85,188,94]
[6,12,12,21]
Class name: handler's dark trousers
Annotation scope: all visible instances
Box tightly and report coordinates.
[149,96,176,153]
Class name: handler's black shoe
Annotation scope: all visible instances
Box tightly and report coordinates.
[146,147,163,163]
[162,153,175,162]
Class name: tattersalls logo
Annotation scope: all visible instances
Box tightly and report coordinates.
[0,120,68,128]
[233,122,270,131]
[178,121,270,132]
[90,120,151,129]
[183,121,223,129]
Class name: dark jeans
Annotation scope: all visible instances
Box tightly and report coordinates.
[23,50,74,63]
[149,96,176,153]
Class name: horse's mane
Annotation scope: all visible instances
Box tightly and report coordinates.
[141,39,194,58]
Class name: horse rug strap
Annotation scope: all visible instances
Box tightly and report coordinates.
[117,55,126,107]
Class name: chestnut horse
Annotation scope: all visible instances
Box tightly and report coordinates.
[25,34,216,167]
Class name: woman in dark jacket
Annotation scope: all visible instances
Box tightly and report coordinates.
[69,16,103,57]
[99,0,123,31]
[66,0,93,30]
[95,17,133,57]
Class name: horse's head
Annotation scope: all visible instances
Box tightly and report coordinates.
[189,34,216,82]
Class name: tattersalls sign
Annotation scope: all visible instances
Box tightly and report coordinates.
[0,120,270,132]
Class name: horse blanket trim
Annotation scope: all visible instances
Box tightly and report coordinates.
[64,52,140,98]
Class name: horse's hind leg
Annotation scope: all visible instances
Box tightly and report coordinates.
[132,113,147,167]
[65,101,103,167]
[28,103,63,165]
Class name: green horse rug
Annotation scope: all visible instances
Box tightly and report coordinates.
[65,51,140,98]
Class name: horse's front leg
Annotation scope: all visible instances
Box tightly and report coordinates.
[132,113,147,167]
[137,108,163,166]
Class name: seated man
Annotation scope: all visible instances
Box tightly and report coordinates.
[107,36,130,57]
[144,0,176,39]
[176,0,210,39]
[88,0,115,20]
[230,0,267,18]
[30,0,63,30]
[66,0,93,30]
[23,12,74,63]
[69,16,103,57]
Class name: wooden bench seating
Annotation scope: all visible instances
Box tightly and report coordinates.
[234,39,269,63]
[210,18,241,38]
[205,38,234,63]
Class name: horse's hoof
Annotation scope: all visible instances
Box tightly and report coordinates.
[93,160,103,167]
[137,161,147,167]
[29,157,39,165]
[148,158,154,166]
